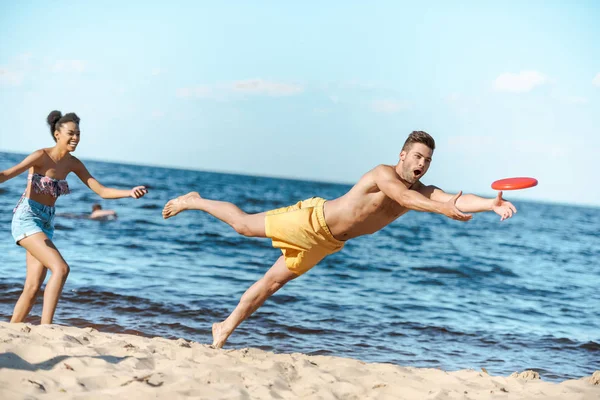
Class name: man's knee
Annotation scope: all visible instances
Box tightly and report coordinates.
[233,222,253,237]
[266,271,297,295]
[234,218,263,237]
[233,214,265,238]
[267,279,286,295]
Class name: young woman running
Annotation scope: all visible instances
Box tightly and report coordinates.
[0,110,148,324]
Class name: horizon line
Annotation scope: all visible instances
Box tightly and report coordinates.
[1,149,598,210]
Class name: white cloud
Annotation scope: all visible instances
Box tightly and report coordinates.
[51,60,86,73]
[14,52,34,65]
[151,110,165,118]
[313,107,332,115]
[1,54,89,85]
[329,95,339,103]
[0,68,24,86]
[565,96,588,105]
[447,135,497,148]
[0,53,33,86]
[371,99,410,114]
[447,136,563,157]
[339,80,381,91]
[176,86,212,98]
[177,79,304,99]
[444,93,475,115]
[493,70,548,93]
[151,67,163,76]
[231,79,303,96]
[445,93,461,103]
[593,73,600,87]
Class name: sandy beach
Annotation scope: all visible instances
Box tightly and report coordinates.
[0,322,598,399]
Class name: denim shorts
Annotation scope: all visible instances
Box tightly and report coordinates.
[11,198,56,244]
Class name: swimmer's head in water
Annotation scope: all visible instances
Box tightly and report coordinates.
[47,110,80,151]
[399,131,435,185]
[92,204,102,211]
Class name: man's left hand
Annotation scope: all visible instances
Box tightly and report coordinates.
[492,191,517,221]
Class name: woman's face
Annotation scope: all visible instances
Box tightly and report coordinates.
[54,121,80,152]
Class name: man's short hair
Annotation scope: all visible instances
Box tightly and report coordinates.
[402,131,435,152]
[92,204,102,211]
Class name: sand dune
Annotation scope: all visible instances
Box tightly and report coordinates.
[0,322,598,399]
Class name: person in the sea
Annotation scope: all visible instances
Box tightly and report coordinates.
[162,131,517,348]
[0,110,148,325]
[90,203,117,220]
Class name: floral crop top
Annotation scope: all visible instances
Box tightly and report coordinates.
[28,173,71,197]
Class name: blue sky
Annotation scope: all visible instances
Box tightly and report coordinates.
[1,1,599,206]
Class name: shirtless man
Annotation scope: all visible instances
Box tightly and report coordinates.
[162,131,516,348]
[90,204,117,220]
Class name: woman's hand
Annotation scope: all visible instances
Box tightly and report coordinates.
[130,186,148,199]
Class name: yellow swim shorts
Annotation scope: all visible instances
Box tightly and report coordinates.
[265,197,345,276]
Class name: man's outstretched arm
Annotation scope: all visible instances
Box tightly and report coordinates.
[373,166,472,221]
[420,185,517,221]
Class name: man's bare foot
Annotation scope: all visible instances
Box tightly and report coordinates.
[162,192,202,219]
[212,322,229,348]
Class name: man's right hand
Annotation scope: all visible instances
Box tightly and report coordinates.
[441,191,473,221]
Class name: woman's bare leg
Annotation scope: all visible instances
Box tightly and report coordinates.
[212,256,297,348]
[16,233,70,324]
[10,251,48,323]
[162,191,267,237]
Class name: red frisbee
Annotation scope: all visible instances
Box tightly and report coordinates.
[491,177,538,190]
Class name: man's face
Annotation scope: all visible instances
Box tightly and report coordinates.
[400,143,433,184]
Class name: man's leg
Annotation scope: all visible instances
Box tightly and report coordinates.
[162,192,267,237]
[212,256,297,348]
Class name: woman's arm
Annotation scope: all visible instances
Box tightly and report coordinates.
[0,150,44,184]
[72,157,148,199]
